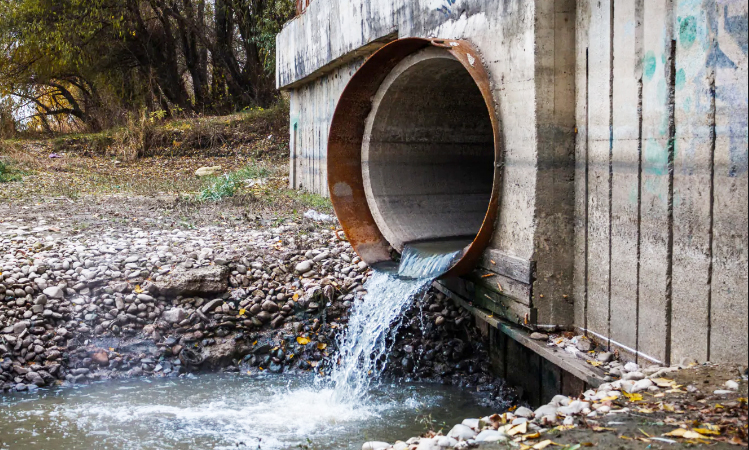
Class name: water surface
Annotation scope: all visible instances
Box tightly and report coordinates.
[0,374,491,450]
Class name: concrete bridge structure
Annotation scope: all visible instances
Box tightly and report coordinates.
[276,0,748,398]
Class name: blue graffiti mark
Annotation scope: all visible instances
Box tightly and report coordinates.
[436,0,458,17]
[722,5,748,55]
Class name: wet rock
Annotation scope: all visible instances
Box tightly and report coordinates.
[92,350,109,366]
[162,308,188,324]
[155,266,229,297]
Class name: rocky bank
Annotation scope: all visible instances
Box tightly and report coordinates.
[0,213,510,404]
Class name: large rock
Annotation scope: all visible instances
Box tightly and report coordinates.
[155,266,229,297]
[201,338,252,368]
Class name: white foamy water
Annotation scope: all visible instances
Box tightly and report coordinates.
[328,240,466,401]
[329,270,431,402]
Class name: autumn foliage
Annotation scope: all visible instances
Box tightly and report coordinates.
[0,0,294,134]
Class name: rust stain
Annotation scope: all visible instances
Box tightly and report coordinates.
[327,37,504,278]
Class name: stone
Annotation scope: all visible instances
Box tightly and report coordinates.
[201,299,224,313]
[43,286,64,299]
[362,443,390,450]
[447,424,475,440]
[163,308,188,324]
[461,418,479,429]
[294,260,314,274]
[725,380,739,391]
[623,362,639,372]
[195,166,222,177]
[474,430,506,443]
[597,352,614,362]
[25,371,45,387]
[530,332,548,340]
[550,395,571,406]
[92,350,109,366]
[534,404,558,419]
[514,406,534,418]
[155,266,229,297]
[622,371,645,381]
[575,337,593,352]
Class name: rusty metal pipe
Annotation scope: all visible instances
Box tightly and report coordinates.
[327,38,503,278]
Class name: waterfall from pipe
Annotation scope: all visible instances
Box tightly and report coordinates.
[329,239,469,402]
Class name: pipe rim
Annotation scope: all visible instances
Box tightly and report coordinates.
[327,37,503,278]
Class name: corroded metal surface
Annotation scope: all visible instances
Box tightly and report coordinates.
[327,37,503,278]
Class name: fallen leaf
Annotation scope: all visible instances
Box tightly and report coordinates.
[693,427,720,436]
[592,426,616,432]
[316,342,327,350]
[533,440,553,450]
[296,337,310,345]
[508,422,528,436]
[621,392,643,402]
[238,308,246,316]
[651,378,677,388]
[587,360,603,367]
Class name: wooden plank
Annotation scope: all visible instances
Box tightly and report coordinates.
[440,285,607,389]
[478,249,536,284]
[670,1,715,363]
[637,0,673,364]
[710,1,748,364]
[468,269,532,306]
[573,0,592,335]
[585,0,613,348]
[609,0,643,356]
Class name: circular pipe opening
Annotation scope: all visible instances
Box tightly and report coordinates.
[327,38,502,278]
[362,48,495,252]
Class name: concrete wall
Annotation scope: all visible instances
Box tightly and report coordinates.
[277,0,748,365]
[278,0,577,331]
[574,0,748,365]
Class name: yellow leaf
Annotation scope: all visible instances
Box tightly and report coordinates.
[587,360,603,367]
[532,440,553,449]
[693,428,720,436]
[133,285,143,294]
[297,337,311,345]
[239,308,246,316]
[508,422,528,436]
[637,408,654,414]
[651,378,676,388]
[317,343,327,350]
[622,392,643,402]
[661,403,675,412]
[592,427,616,432]
[663,429,707,439]
[292,293,299,301]
[523,432,541,439]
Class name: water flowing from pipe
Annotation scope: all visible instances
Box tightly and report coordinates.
[329,239,469,401]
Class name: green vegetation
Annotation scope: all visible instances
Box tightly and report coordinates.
[0,159,23,182]
[199,165,271,201]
